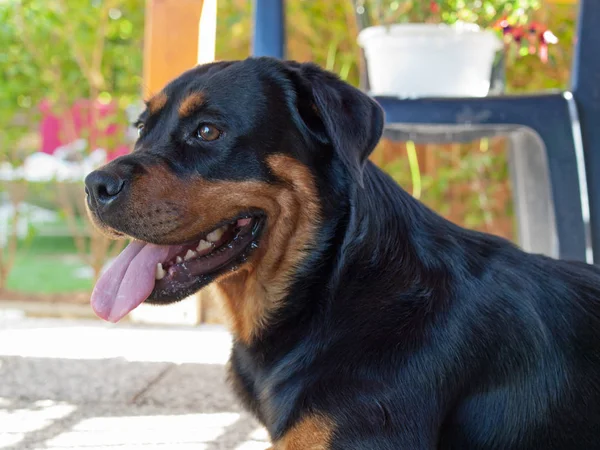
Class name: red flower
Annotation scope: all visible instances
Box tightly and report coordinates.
[429,1,440,13]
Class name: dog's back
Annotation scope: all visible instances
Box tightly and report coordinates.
[349,163,600,449]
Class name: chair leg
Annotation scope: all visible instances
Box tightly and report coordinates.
[507,128,558,257]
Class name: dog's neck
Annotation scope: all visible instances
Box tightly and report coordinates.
[217,158,456,347]
[333,161,425,281]
[216,155,325,344]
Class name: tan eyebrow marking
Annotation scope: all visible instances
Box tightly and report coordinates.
[147,92,168,114]
[178,92,206,117]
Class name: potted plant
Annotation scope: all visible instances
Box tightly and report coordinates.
[355,0,553,97]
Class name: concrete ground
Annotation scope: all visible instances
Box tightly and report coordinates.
[0,310,270,449]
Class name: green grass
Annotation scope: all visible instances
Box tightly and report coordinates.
[5,235,93,294]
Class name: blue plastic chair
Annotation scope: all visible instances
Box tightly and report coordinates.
[252,0,600,264]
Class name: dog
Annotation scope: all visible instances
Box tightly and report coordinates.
[85,57,600,449]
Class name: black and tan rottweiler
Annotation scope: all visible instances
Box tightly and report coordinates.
[85,58,600,449]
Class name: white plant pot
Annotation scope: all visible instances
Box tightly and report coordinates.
[358,23,502,98]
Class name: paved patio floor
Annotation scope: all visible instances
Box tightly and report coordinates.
[0,311,270,449]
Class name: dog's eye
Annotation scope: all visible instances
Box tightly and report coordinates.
[136,123,145,137]
[197,124,221,141]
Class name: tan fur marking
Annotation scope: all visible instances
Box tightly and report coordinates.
[216,155,320,343]
[178,92,206,117]
[147,92,167,114]
[274,415,334,450]
[120,155,320,343]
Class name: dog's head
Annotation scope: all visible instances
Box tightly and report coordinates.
[85,58,383,323]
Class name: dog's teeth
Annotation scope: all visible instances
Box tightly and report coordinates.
[175,256,183,263]
[207,225,227,242]
[155,263,166,280]
[196,239,212,252]
[184,249,197,261]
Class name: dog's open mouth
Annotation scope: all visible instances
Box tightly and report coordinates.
[90,215,264,322]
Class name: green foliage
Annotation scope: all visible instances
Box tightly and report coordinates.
[505,3,576,93]
[0,0,144,164]
[359,0,542,27]
[216,0,362,85]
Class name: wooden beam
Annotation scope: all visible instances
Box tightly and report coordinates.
[143,0,205,96]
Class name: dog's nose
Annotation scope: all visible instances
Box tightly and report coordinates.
[85,170,125,207]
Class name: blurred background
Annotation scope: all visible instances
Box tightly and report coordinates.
[0,0,583,448]
[0,0,579,322]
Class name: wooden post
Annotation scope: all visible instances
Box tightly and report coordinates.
[142,0,205,96]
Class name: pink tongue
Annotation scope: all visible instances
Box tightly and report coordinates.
[90,241,172,323]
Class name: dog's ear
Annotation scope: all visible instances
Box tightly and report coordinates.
[285,62,384,187]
